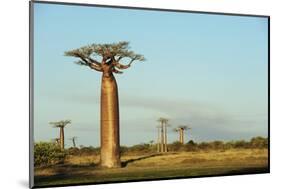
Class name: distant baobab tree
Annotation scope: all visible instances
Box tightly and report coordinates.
[49,120,71,150]
[157,118,169,152]
[149,140,154,147]
[156,125,161,152]
[65,41,145,168]
[174,125,191,144]
[69,136,77,148]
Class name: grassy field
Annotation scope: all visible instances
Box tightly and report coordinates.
[34,148,268,187]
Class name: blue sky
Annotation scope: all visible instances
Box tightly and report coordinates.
[33,2,268,147]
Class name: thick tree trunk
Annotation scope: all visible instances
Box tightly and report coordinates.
[60,127,64,150]
[182,130,185,144]
[100,74,121,168]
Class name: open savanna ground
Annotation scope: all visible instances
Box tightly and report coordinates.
[34,148,268,187]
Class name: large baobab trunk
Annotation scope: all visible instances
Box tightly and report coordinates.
[100,74,121,168]
[60,127,64,150]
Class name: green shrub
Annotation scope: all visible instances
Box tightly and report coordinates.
[79,146,99,155]
[233,140,250,148]
[169,141,184,151]
[185,140,198,151]
[198,142,211,150]
[67,147,80,155]
[34,142,66,167]
[250,137,268,148]
[209,141,224,150]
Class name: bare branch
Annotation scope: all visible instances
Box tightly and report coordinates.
[112,67,123,74]
[114,62,131,70]
[65,41,145,73]
[87,57,102,66]
[89,63,103,72]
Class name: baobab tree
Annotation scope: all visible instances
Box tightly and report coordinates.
[49,120,71,150]
[69,136,77,148]
[174,125,191,144]
[65,41,145,168]
[156,125,161,152]
[157,118,169,152]
[149,140,154,147]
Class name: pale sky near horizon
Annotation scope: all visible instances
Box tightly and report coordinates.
[33,2,268,147]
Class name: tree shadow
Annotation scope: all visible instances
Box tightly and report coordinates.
[121,153,164,167]
[34,163,98,187]
[224,166,269,175]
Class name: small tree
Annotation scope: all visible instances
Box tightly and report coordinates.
[69,136,78,148]
[49,120,71,150]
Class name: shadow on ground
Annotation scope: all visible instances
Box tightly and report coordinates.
[121,153,164,167]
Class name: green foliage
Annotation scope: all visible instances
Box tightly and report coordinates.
[120,146,129,155]
[233,140,249,148]
[250,137,268,148]
[198,142,211,150]
[209,141,225,150]
[224,141,235,149]
[168,137,267,152]
[78,146,99,156]
[49,120,71,128]
[34,137,268,165]
[169,141,184,151]
[67,147,80,155]
[120,143,156,155]
[129,143,151,152]
[185,140,198,151]
[34,142,66,167]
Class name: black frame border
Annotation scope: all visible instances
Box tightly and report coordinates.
[29,1,270,188]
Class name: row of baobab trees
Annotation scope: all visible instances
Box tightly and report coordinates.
[156,117,191,153]
[49,118,191,153]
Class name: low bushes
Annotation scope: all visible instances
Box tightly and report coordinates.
[34,142,66,167]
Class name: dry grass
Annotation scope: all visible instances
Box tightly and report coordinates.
[65,154,99,165]
[124,149,267,168]
[34,148,268,187]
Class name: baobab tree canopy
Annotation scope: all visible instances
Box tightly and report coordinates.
[49,120,71,128]
[64,41,145,74]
